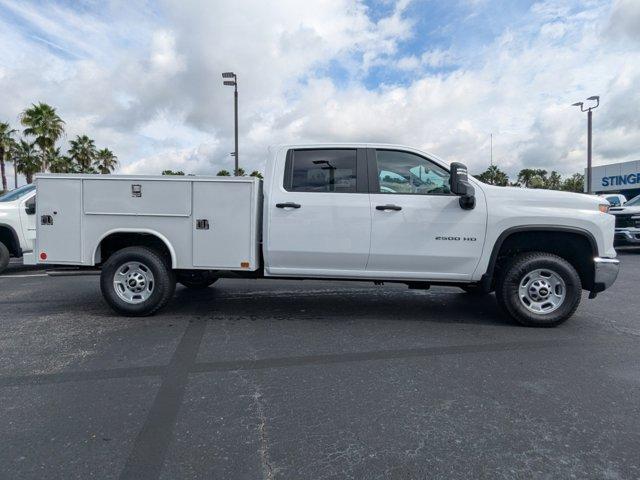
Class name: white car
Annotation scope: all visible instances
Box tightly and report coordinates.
[599,193,627,207]
[0,184,37,274]
[29,143,619,327]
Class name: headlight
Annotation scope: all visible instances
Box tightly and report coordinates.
[598,203,610,213]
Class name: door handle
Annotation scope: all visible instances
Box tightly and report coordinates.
[376,204,402,211]
[276,202,301,209]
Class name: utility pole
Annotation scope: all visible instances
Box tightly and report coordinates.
[490,133,493,167]
[222,72,239,176]
[572,96,600,194]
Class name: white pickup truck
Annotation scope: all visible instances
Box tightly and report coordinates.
[27,143,619,326]
[0,184,37,274]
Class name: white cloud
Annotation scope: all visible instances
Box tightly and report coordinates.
[0,0,639,187]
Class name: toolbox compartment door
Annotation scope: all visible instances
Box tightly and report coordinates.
[36,178,82,263]
[192,181,255,269]
[83,179,191,217]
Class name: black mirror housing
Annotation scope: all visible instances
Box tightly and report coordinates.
[25,202,36,215]
[449,162,476,210]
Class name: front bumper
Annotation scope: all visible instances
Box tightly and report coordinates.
[614,228,640,244]
[591,257,620,293]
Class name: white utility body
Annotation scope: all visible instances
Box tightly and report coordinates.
[33,175,261,270]
[28,143,619,326]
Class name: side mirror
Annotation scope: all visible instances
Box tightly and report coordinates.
[450,162,475,210]
[25,201,36,215]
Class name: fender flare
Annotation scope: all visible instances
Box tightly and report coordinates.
[93,228,177,268]
[480,225,598,291]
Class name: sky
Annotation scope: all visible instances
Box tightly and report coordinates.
[1,0,639,185]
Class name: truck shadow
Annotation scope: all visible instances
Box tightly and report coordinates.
[616,247,640,255]
[165,283,512,327]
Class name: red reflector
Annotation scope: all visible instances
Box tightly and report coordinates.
[40,252,47,261]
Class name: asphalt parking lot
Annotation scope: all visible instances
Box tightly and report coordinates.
[1,251,639,480]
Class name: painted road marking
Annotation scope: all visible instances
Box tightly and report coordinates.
[0,273,48,278]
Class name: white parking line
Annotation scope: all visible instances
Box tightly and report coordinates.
[0,273,48,278]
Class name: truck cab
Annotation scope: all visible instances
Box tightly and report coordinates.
[0,184,37,274]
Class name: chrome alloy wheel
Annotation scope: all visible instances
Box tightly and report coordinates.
[518,268,566,314]
[113,261,155,304]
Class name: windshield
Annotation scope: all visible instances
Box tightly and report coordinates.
[0,184,35,202]
[624,194,640,207]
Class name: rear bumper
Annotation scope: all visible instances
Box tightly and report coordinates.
[614,228,640,244]
[592,257,620,293]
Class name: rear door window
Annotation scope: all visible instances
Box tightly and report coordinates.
[284,149,357,193]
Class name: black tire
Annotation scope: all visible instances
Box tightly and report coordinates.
[177,270,219,289]
[495,252,582,327]
[0,241,9,275]
[100,246,175,316]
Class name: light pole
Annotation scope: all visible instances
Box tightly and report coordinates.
[222,72,239,176]
[572,95,600,194]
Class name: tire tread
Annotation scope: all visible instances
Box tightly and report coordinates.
[496,251,582,327]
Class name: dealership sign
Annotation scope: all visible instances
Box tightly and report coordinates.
[587,160,640,192]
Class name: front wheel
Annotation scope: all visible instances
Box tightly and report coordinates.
[496,252,582,327]
[0,241,10,274]
[100,247,176,316]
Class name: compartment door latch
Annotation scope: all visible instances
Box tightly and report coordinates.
[40,215,53,226]
[196,219,210,230]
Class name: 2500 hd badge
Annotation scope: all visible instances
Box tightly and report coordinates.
[435,236,477,241]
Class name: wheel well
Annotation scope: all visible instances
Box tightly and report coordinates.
[0,225,21,256]
[488,230,596,291]
[96,232,173,266]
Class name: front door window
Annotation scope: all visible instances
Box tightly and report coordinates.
[375,150,451,195]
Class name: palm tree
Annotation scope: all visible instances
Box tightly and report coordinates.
[48,148,75,173]
[68,135,97,173]
[94,148,118,174]
[546,171,562,190]
[6,137,19,188]
[20,103,65,171]
[475,165,508,186]
[14,140,41,184]
[0,122,17,192]
[216,169,230,176]
[249,170,264,179]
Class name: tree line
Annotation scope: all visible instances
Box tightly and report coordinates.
[474,165,584,192]
[0,103,118,193]
[162,168,264,178]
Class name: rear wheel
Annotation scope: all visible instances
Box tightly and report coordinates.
[177,270,219,289]
[496,252,582,327]
[0,241,9,274]
[100,246,175,316]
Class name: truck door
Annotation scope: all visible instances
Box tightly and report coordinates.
[266,148,371,276]
[367,148,487,280]
[18,193,36,252]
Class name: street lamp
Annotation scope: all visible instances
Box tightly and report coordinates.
[572,95,600,194]
[222,72,239,176]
